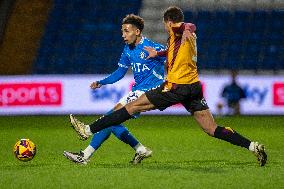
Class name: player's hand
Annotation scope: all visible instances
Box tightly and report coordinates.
[90,81,102,89]
[181,29,193,44]
[144,46,157,59]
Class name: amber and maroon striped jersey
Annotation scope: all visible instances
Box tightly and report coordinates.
[158,23,199,89]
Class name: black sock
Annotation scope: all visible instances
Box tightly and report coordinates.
[214,126,251,149]
[90,107,132,134]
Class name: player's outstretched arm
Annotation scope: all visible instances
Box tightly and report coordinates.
[90,66,128,90]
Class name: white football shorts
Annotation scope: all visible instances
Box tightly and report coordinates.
[118,90,144,106]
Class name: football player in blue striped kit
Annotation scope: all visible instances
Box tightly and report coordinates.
[64,14,166,165]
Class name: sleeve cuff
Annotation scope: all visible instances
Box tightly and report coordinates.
[157,50,167,57]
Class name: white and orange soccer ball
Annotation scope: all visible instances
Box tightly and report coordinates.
[13,139,36,161]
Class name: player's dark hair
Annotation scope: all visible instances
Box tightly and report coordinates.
[163,6,184,23]
[122,14,144,32]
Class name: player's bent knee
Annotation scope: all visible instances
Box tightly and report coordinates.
[193,110,217,136]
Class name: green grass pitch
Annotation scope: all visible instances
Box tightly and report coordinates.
[0,115,283,189]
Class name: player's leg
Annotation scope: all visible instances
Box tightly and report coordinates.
[109,102,143,152]
[68,90,153,164]
[105,86,180,164]
[181,81,267,166]
[193,109,217,136]
[107,99,153,164]
[84,107,119,159]
[69,93,154,140]
[86,93,155,135]
[80,122,152,162]
[111,125,152,164]
[183,82,252,148]
[193,108,251,147]
[84,127,112,158]
[69,83,178,139]
[64,105,123,164]
[63,127,112,164]
[80,123,153,164]
[108,91,153,164]
[185,83,267,167]
[193,109,267,166]
[87,82,181,135]
[111,125,139,149]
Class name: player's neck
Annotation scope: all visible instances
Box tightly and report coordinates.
[129,35,142,49]
[134,35,142,46]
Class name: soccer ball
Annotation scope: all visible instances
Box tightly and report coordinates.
[13,139,36,161]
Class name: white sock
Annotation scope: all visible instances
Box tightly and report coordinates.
[85,125,93,136]
[249,142,257,152]
[82,145,95,159]
[134,143,147,154]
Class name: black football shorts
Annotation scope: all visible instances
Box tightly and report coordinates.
[145,81,209,114]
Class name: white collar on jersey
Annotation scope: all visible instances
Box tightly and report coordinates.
[139,36,145,44]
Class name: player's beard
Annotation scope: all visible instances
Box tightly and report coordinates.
[129,43,135,49]
[128,37,138,49]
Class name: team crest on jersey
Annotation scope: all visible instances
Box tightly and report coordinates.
[140,51,146,59]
